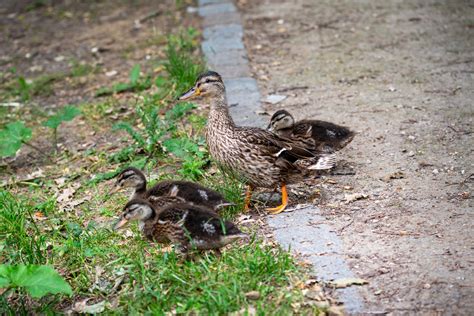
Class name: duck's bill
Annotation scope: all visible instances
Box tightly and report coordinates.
[114,217,129,230]
[106,184,121,196]
[178,87,200,100]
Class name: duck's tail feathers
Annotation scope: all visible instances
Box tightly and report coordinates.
[308,154,336,170]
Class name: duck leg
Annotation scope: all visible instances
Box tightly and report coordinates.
[265,183,288,214]
[243,184,254,212]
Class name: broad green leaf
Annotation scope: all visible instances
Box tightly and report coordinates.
[163,137,199,159]
[113,82,132,93]
[0,275,9,288]
[129,64,141,85]
[0,264,72,298]
[0,121,32,157]
[43,106,81,129]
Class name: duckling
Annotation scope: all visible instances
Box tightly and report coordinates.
[179,71,335,214]
[267,109,355,153]
[114,198,247,255]
[110,167,233,212]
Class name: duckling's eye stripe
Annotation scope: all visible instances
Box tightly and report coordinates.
[274,114,287,122]
[122,171,136,178]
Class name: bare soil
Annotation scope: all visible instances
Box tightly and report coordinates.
[0,0,197,175]
[239,0,473,314]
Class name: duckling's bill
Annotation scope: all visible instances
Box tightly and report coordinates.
[107,183,122,196]
[179,87,200,100]
[114,217,129,230]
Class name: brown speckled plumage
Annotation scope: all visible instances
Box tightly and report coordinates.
[179,71,336,213]
[182,71,334,188]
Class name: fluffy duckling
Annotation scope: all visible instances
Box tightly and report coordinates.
[267,110,355,153]
[114,198,247,255]
[111,167,232,212]
[179,71,335,214]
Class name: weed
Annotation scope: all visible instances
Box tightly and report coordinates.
[95,64,152,97]
[0,106,80,158]
[43,105,81,152]
[9,73,65,101]
[70,61,96,77]
[0,191,46,264]
[165,30,205,96]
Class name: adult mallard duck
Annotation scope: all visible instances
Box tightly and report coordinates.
[110,167,232,212]
[114,198,247,255]
[178,71,335,214]
[267,109,355,153]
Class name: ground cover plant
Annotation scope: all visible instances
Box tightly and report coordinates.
[0,3,324,314]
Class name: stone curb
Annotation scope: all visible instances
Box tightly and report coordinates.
[198,0,265,127]
[197,0,365,313]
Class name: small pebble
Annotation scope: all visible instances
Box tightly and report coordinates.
[105,70,118,77]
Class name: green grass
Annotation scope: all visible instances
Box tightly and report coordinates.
[0,190,313,314]
[0,28,318,314]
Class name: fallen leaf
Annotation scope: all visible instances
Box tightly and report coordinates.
[329,278,368,288]
[56,183,81,211]
[33,211,46,220]
[344,193,368,203]
[231,306,256,316]
[73,299,106,314]
[54,177,67,187]
[382,171,405,182]
[57,188,75,204]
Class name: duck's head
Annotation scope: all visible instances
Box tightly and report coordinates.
[109,167,147,195]
[114,199,155,230]
[178,71,225,101]
[267,109,295,132]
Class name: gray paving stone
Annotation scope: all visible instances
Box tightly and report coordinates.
[267,206,365,313]
[208,64,250,79]
[201,12,241,27]
[202,38,244,52]
[198,0,365,313]
[203,24,243,40]
[224,78,266,127]
[198,0,231,6]
[204,49,248,67]
[198,3,236,17]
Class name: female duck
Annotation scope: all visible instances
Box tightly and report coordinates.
[179,71,335,214]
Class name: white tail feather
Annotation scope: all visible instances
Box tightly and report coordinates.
[308,154,336,170]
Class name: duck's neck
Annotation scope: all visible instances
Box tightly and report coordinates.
[132,183,147,200]
[207,94,235,131]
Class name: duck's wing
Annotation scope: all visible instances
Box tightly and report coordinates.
[299,120,355,144]
[171,181,229,205]
[236,126,324,162]
[145,181,175,198]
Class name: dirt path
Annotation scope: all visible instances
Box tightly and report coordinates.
[239,0,473,313]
